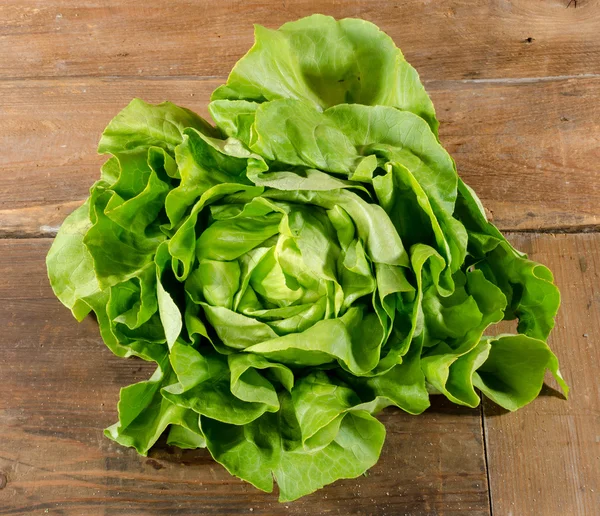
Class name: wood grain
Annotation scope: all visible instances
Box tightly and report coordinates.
[0,1,598,82]
[0,2,598,514]
[483,233,600,516]
[1,76,599,237]
[0,239,490,515]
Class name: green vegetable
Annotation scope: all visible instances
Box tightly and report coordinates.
[46,14,568,501]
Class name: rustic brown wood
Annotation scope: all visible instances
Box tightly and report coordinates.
[0,239,490,515]
[1,76,599,237]
[1,1,598,82]
[1,2,598,513]
[483,233,600,515]
[436,76,600,232]
[0,201,82,238]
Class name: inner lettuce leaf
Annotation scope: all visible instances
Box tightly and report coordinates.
[46,15,568,502]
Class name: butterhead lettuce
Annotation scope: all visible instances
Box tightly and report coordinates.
[46,14,567,501]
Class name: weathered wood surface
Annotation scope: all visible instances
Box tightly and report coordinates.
[0,239,490,515]
[2,1,600,237]
[1,75,599,237]
[1,1,599,514]
[483,233,600,516]
[1,0,598,81]
[1,235,596,514]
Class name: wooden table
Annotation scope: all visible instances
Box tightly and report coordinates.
[1,1,598,514]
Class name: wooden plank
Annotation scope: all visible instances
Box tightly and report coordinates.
[435,77,600,232]
[483,233,600,515]
[0,1,598,81]
[0,239,490,515]
[1,76,599,237]
[0,78,214,218]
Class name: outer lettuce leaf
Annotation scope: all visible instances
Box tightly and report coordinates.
[98,98,215,156]
[474,334,569,410]
[210,14,437,133]
[46,15,568,503]
[104,354,201,455]
[202,374,385,502]
[46,201,100,321]
[455,179,560,340]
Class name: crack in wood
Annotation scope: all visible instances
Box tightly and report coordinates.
[3,227,599,240]
[480,403,494,516]
[453,73,600,85]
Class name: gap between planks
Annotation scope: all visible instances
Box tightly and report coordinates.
[480,403,494,516]
[2,227,599,240]
[1,73,600,85]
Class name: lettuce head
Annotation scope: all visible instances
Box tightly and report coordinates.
[46,14,567,501]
